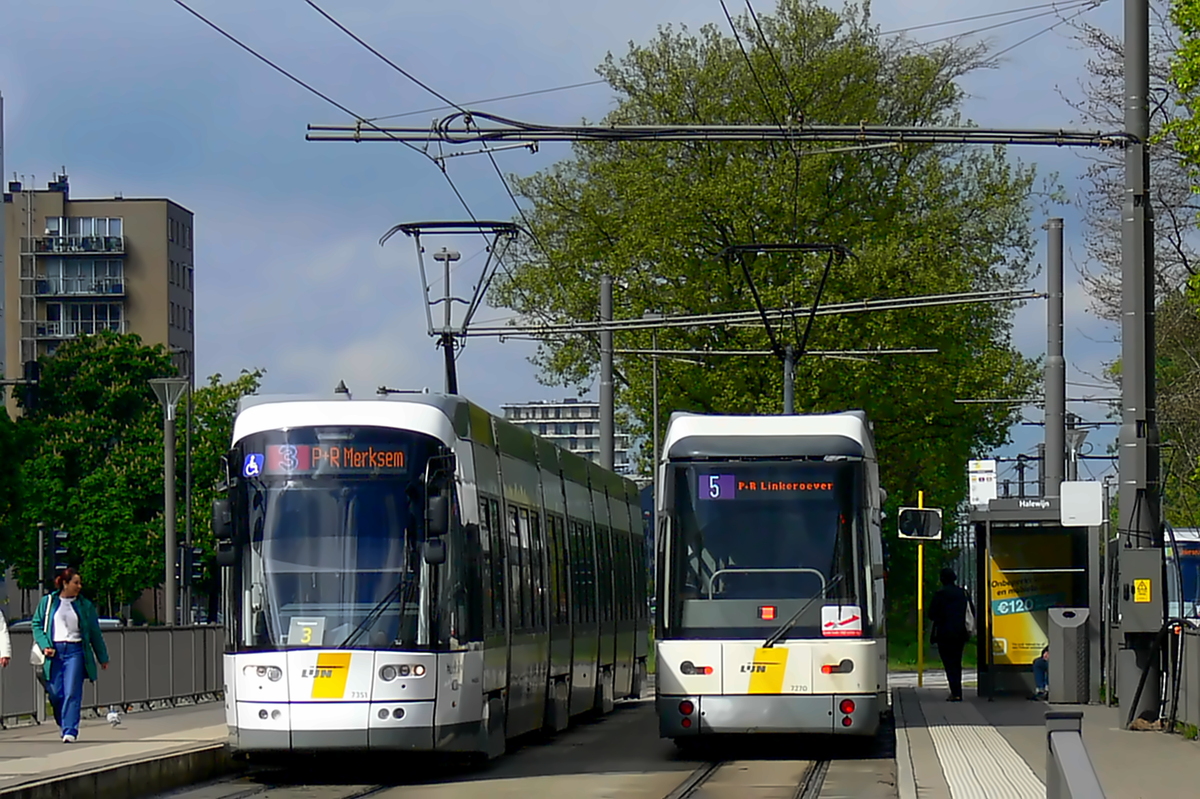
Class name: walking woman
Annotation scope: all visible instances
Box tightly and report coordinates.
[31,568,109,742]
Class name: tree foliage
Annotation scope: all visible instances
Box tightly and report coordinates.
[1070,3,1200,522]
[490,0,1040,618]
[0,333,262,616]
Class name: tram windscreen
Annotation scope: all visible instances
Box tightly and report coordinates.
[666,460,865,639]
[235,427,444,650]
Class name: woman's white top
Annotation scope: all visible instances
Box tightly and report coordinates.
[52,597,82,643]
[0,610,11,658]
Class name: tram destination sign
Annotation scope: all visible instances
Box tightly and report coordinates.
[252,443,408,476]
[699,474,834,500]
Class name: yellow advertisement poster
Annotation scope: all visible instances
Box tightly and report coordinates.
[989,533,1072,666]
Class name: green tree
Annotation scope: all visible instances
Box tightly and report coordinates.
[490,0,1039,620]
[188,369,264,618]
[8,332,177,611]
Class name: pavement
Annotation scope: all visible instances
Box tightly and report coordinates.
[0,702,227,798]
[893,684,1200,798]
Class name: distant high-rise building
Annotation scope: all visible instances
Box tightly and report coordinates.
[501,397,633,474]
[2,171,195,412]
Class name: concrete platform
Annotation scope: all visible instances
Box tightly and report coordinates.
[894,686,1200,798]
[0,702,229,799]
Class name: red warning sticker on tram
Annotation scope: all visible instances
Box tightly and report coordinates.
[821,605,863,637]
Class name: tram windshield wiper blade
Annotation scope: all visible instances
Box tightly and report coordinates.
[336,574,414,649]
[762,573,844,649]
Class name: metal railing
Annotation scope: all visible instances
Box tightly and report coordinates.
[22,235,126,255]
[0,625,224,729]
[1046,711,1106,799]
[1177,628,1200,730]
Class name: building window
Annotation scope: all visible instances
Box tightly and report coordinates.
[187,266,193,291]
[45,217,122,237]
[539,424,547,435]
[188,309,194,332]
[39,258,123,295]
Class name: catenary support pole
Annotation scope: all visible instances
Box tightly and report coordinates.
[1118,0,1161,725]
[1045,218,1065,498]
[600,275,614,470]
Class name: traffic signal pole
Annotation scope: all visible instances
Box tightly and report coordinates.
[917,490,925,689]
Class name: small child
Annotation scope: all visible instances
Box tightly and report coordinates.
[1033,647,1049,699]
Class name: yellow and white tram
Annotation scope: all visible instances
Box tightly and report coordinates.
[654,411,887,742]
[213,392,648,756]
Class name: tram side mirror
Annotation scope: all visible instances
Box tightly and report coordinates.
[215,541,237,568]
[427,493,450,537]
[424,537,447,565]
[212,499,233,542]
[897,507,943,540]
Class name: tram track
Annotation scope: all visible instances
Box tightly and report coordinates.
[665,757,831,799]
[156,769,395,799]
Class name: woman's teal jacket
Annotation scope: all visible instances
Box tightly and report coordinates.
[31,593,110,683]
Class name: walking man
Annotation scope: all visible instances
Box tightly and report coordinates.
[930,567,974,702]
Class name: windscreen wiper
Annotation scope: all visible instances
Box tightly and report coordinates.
[762,573,844,648]
[337,573,416,649]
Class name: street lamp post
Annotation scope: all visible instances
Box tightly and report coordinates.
[150,377,189,626]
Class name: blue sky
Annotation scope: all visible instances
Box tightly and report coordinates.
[0,0,1129,484]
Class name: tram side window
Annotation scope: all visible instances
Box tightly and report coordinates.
[484,498,505,632]
[584,524,599,624]
[530,510,546,629]
[478,498,493,635]
[569,521,585,624]
[545,516,558,626]
[612,532,625,622]
[519,508,535,629]
[554,516,570,625]
[508,505,526,629]
[596,526,611,623]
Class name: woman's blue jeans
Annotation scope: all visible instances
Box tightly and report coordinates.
[48,642,84,737]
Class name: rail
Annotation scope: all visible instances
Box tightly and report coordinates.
[0,625,224,728]
[1045,711,1106,799]
[1177,627,1200,730]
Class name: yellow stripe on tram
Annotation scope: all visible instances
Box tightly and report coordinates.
[748,647,789,694]
[311,652,353,699]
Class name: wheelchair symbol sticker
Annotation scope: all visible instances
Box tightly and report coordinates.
[243,453,264,477]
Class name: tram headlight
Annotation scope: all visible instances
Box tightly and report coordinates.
[379,665,398,682]
[243,664,282,680]
[266,667,283,682]
[412,664,426,677]
[379,663,426,681]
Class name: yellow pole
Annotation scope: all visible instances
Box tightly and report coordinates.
[917,490,925,688]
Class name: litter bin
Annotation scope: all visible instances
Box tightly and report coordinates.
[1048,608,1090,704]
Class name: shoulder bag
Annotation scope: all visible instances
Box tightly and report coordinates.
[28,595,52,668]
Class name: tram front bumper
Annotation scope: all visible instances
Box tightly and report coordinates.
[230,700,439,752]
[658,693,881,736]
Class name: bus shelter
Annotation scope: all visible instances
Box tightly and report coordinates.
[970,497,1102,702]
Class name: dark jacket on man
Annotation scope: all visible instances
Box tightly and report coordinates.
[929,583,971,645]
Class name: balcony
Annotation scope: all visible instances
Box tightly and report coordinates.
[34,320,129,339]
[23,235,125,255]
[35,279,126,297]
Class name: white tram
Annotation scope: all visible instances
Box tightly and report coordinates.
[654,411,887,741]
[212,392,648,756]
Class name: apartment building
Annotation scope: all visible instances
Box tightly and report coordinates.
[500,397,633,474]
[2,172,195,410]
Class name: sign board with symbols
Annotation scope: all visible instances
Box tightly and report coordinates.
[288,617,326,647]
[1133,579,1152,604]
[968,459,998,507]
